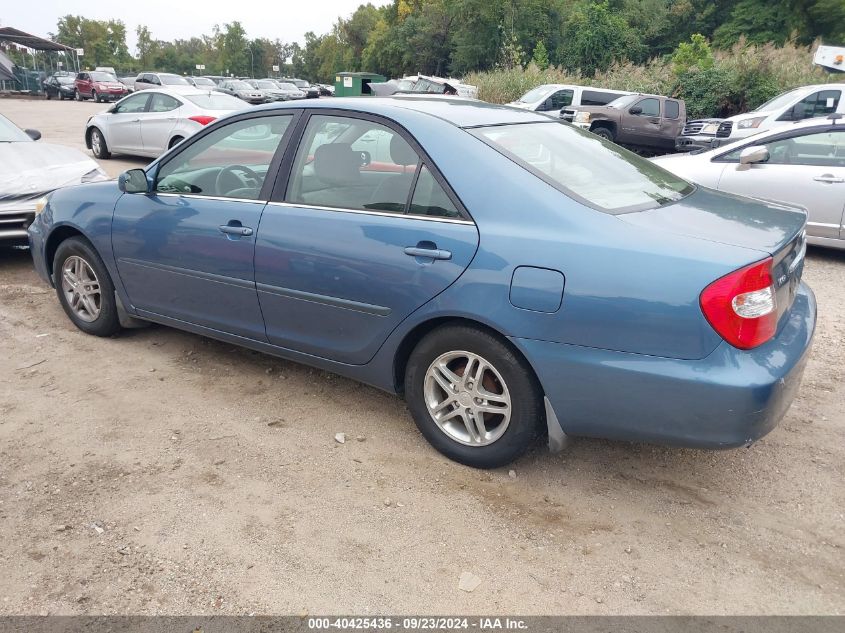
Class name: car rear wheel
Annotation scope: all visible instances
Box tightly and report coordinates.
[75,90,82,101]
[591,126,615,142]
[404,325,544,468]
[53,237,121,337]
[169,136,184,149]
[90,128,111,159]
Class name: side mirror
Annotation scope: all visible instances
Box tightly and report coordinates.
[629,106,643,115]
[738,145,769,169]
[118,169,150,194]
[25,129,42,141]
[359,151,371,167]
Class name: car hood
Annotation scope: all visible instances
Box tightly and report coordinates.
[619,187,807,255]
[725,111,771,123]
[0,142,104,200]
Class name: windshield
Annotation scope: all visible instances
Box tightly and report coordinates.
[0,114,33,142]
[184,93,245,110]
[518,86,555,103]
[229,81,252,90]
[160,74,189,86]
[278,82,298,91]
[753,88,802,112]
[55,76,74,84]
[254,80,277,89]
[606,94,639,109]
[191,77,216,87]
[89,72,117,82]
[472,122,693,214]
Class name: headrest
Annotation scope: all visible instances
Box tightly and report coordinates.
[314,143,361,185]
[390,134,418,166]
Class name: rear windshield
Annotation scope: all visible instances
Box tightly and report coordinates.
[278,82,298,90]
[184,94,245,110]
[89,72,117,82]
[160,74,189,85]
[471,122,693,214]
[191,77,216,87]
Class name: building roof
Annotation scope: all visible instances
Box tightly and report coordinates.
[0,27,74,52]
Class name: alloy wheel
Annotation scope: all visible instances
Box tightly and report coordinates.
[423,350,512,446]
[91,131,101,155]
[61,255,101,323]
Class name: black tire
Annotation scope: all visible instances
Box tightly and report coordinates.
[92,90,99,103]
[53,237,121,337]
[591,126,615,142]
[75,90,82,101]
[59,92,64,101]
[89,127,111,159]
[169,136,184,149]
[404,324,544,468]
[46,91,52,100]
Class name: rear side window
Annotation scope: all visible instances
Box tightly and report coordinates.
[149,93,181,113]
[472,122,693,214]
[409,166,461,219]
[665,100,680,119]
[581,90,622,106]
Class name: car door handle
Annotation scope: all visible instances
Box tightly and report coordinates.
[404,246,451,260]
[813,174,844,183]
[131,118,141,122]
[219,224,253,236]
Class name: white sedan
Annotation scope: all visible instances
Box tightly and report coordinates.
[653,117,845,249]
[85,88,246,159]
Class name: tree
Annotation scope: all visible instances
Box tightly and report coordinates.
[531,40,549,70]
[56,15,131,70]
[559,1,643,75]
[671,33,714,75]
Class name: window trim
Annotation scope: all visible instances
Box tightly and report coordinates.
[272,108,473,223]
[147,108,303,203]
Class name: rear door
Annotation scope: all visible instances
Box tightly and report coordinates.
[254,112,479,364]
[140,92,182,155]
[106,92,150,154]
[716,127,845,240]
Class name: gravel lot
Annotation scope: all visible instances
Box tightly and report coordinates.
[0,98,843,616]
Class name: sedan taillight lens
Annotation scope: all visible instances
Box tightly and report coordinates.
[700,257,777,350]
[188,115,216,126]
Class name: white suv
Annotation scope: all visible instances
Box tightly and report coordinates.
[717,83,845,141]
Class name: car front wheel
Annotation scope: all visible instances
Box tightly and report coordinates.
[592,126,615,142]
[53,237,121,337]
[90,128,111,159]
[405,325,544,468]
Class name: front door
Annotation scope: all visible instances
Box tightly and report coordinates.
[717,128,845,240]
[107,92,150,154]
[254,113,479,364]
[112,113,295,340]
[622,97,662,147]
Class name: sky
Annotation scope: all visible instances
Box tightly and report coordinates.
[1,0,391,53]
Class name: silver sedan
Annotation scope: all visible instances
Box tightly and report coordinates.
[84,88,246,159]
[653,117,845,249]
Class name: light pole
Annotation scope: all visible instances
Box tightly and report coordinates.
[246,46,254,78]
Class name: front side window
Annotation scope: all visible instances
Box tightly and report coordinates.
[472,122,693,213]
[113,93,149,114]
[634,98,660,117]
[720,130,845,167]
[149,93,181,113]
[781,90,843,121]
[155,115,292,200]
[547,90,573,110]
[287,115,420,214]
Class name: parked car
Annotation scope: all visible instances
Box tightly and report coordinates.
[280,77,320,98]
[714,84,845,144]
[271,80,306,100]
[117,77,137,93]
[653,116,845,249]
[677,84,845,151]
[43,72,76,100]
[246,79,290,101]
[570,93,686,154]
[316,83,334,96]
[217,79,268,104]
[200,75,227,86]
[85,88,245,159]
[509,84,633,119]
[29,98,814,468]
[0,113,106,245]
[185,76,218,90]
[74,71,128,103]
[134,72,192,91]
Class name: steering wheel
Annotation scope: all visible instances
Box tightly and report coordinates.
[215,164,260,196]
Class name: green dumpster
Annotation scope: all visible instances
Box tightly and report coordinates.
[334,72,387,97]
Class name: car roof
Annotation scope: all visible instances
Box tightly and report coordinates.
[138,87,219,98]
[255,96,552,128]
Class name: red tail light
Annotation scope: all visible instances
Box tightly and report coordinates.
[189,115,216,126]
[700,257,777,350]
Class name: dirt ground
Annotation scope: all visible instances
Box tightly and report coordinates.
[0,98,843,616]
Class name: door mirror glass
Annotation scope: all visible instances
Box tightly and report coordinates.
[25,129,41,141]
[738,145,769,166]
[629,106,642,115]
[119,169,150,193]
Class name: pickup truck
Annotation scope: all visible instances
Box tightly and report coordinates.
[567,93,686,154]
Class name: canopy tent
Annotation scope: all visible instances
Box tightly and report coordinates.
[0,27,74,53]
[0,51,15,82]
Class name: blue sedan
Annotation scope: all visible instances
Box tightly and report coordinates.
[28,97,815,468]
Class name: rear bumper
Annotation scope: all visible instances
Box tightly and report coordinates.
[512,282,816,448]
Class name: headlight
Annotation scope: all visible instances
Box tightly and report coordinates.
[737,117,766,129]
[34,196,49,216]
[574,111,591,123]
[81,167,108,183]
